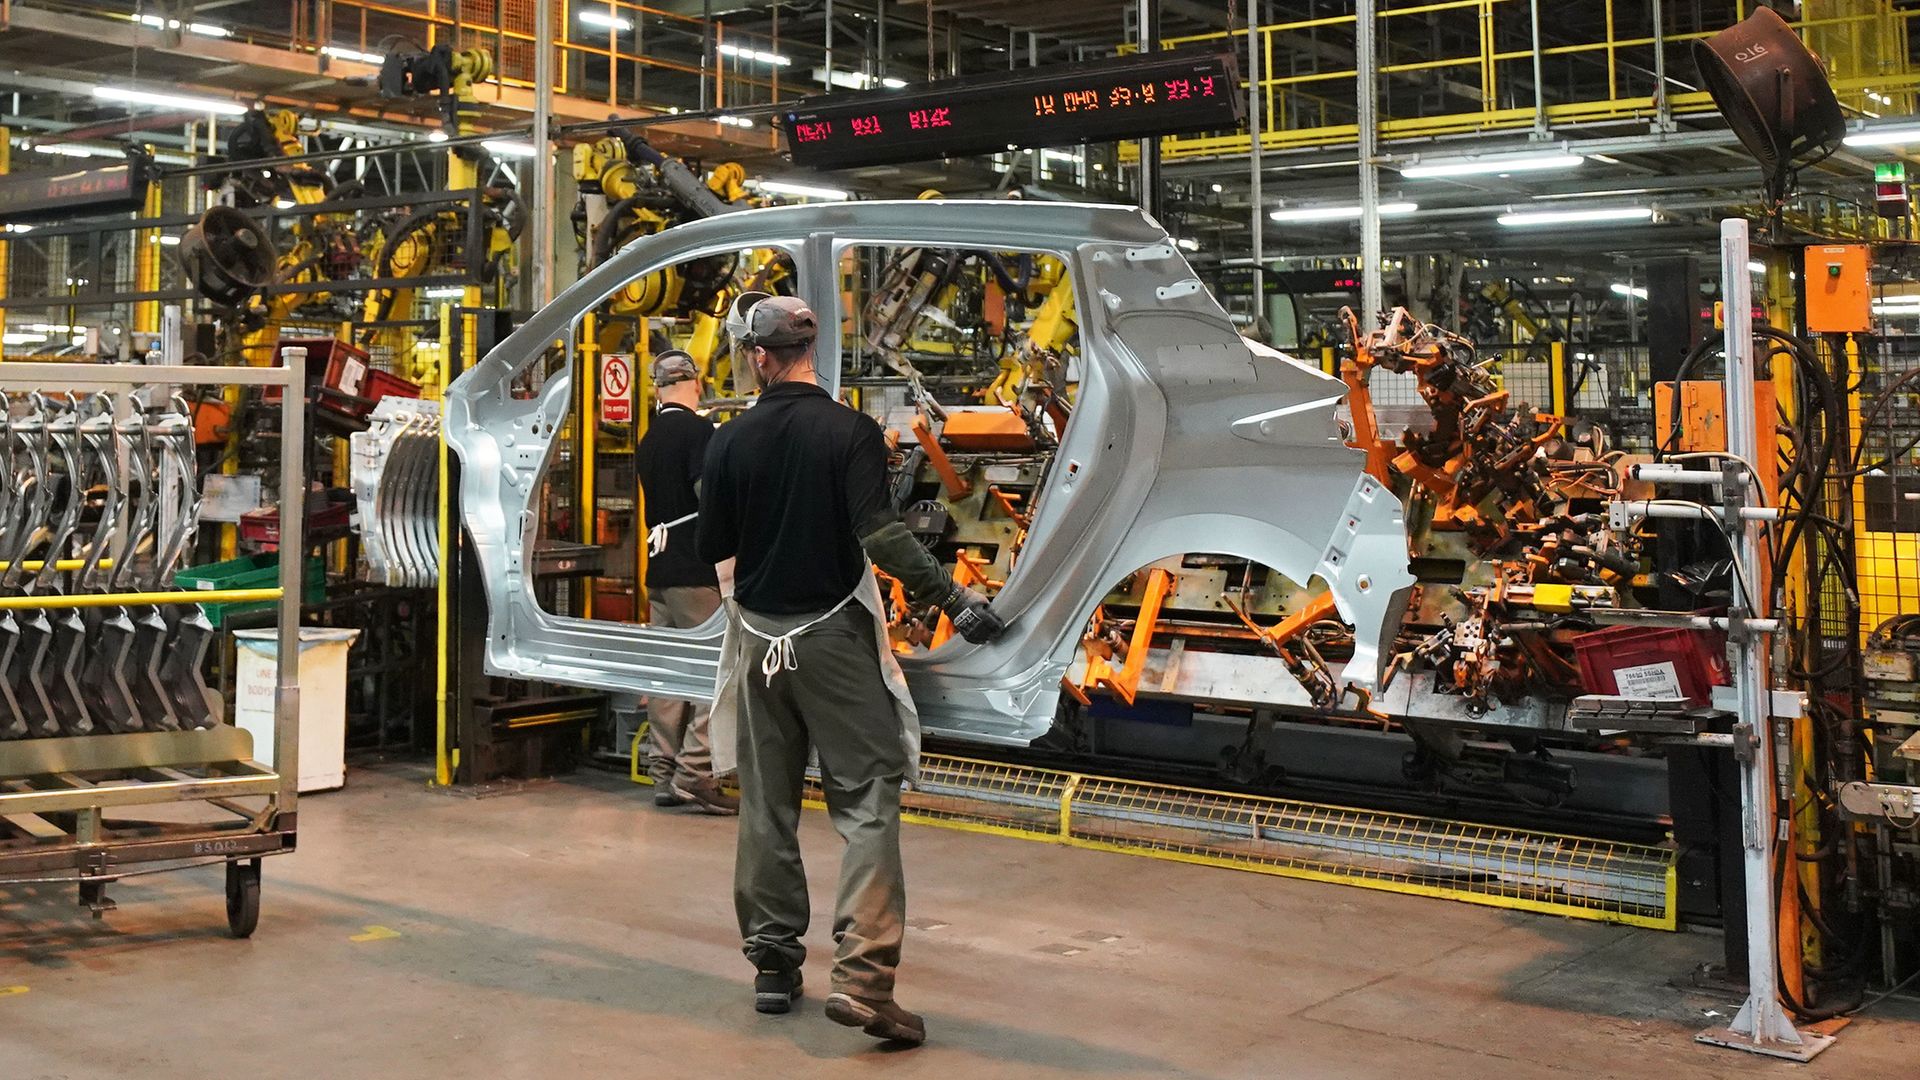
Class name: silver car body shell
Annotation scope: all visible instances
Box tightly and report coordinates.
[444,200,1414,746]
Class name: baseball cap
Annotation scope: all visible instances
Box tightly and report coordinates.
[742,295,818,347]
[650,349,699,387]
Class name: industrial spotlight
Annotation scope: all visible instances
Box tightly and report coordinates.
[1693,6,1843,211]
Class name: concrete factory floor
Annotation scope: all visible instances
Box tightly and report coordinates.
[3,763,1915,1079]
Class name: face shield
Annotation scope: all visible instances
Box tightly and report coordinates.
[724,290,772,396]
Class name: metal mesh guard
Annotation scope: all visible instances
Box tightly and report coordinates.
[805,754,1676,930]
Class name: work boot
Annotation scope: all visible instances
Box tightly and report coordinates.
[754,964,803,1014]
[671,774,740,816]
[652,786,688,808]
[824,992,926,1046]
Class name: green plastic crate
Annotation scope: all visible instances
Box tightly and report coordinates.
[174,553,325,628]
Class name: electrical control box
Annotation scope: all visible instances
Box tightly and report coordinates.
[1653,380,1779,497]
[1804,244,1871,333]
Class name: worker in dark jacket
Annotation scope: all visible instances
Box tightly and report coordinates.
[636,349,736,815]
[697,296,1004,1046]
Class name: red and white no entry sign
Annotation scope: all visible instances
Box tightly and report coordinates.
[600,353,633,423]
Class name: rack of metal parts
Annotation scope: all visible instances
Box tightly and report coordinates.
[0,360,306,937]
[351,397,442,588]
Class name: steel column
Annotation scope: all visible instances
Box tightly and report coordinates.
[529,0,555,310]
[1137,0,1161,220]
[1248,10,1264,324]
[1529,0,1547,139]
[1694,217,1833,1063]
[1357,0,1382,320]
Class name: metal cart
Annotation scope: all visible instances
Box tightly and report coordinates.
[0,359,305,937]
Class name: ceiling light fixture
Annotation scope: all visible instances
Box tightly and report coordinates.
[422,286,468,299]
[482,139,539,157]
[811,68,904,90]
[756,179,851,201]
[1269,201,1417,222]
[92,86,247,115]
[136,14,229,37]
[321,45,384,64]
[1610,283,1648,300]
[719,42,792,66]
[578,9,633,31]
[1497,206,1654,228]
[1399,151,1584,179]
[1845,126,1920,147]
[427,130,449,143]
[715,115,754,128]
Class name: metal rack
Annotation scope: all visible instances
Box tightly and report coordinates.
[0,359,304,937]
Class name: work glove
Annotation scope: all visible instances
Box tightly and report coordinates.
[938,582,1007,644]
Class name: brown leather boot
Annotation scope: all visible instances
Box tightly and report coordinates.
[824,992,925,1045]
[671,775,740,815]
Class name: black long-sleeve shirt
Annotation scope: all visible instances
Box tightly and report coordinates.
[697,382,893,614]
[636,402,717,589]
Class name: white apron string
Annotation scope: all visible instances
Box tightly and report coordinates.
[739,587,860,687]
[647,510,699,556]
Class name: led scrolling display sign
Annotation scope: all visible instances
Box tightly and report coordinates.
[780,50,1243,170]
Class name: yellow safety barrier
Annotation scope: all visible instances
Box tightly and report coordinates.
[636,747,1679,930]
[0,587,281,610]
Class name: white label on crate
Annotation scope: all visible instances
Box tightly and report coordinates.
[339,356,367,397]
[1614,660,1684,700]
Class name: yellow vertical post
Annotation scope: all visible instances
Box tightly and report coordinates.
[435,304,456,787]
[1548,340,1568,416]
[578,319,597,620]
[1321,346,1336,376]
[133,168,163,336]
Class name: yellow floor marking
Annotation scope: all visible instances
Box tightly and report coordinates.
[0,986,28,997]
[349,925,402,943]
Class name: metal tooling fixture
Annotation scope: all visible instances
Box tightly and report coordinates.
[0,358,305,935]
[1693,217,1834,1062]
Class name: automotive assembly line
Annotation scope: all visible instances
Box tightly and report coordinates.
[2,2,1917,1077]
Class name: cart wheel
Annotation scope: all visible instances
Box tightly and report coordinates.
[225,858,261,938]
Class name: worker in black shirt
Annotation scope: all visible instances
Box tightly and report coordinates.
[635,349,736,815]
[698,295,1004,1045]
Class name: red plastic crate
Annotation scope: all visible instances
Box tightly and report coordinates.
[239,501,352,548]
[1572,624,1730,706]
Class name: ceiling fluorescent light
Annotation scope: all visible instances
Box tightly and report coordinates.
[1749,261,1767,275]
[812,68,905,90]
[1399,151,1584,179]
[1269,201,1417,222]
[422,286,468,299]
[1845,125,1920,147]
[427,130,449,143]
[757,179,850,201]
[1498,206,1654,228]
[34,144,113,158]
[321,45,384,64]
[578,9,633,31]
[136,14,229,37]
[1610,283,1648,300]
[92,86,246,115]
[715,115,754,128]
[719,43,792,66]
[483,139,539,157]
